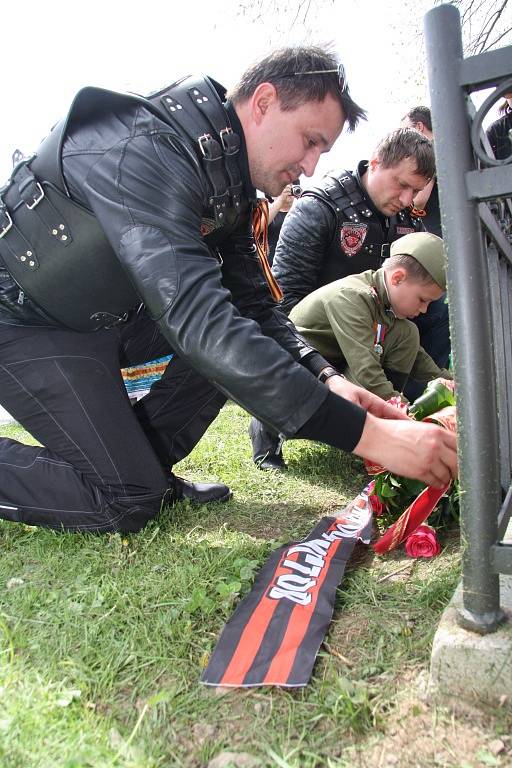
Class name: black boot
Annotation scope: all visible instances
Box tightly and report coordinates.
[248,418,286,471]
[173,475,232,504]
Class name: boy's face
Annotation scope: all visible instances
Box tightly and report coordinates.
[386,269,443,319]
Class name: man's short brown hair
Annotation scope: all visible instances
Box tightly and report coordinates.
[403,105,432,132]
[227,46,366,132]
[373,128,435,180]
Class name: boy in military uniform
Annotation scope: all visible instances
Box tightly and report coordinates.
[290,232,451,401]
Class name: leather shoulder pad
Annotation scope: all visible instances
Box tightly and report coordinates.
[33,87,148,194]
[320,170,374,223]
[146,76,243,221]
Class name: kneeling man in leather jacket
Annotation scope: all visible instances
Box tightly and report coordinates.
[0,47,457,533]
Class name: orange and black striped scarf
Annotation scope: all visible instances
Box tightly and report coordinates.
[252,199,283,302]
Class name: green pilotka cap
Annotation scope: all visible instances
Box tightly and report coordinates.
[389,232,446,291]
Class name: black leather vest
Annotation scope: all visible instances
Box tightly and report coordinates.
[0,76,243,331]
[307,168,422,287]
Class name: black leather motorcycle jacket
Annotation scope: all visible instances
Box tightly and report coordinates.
[0,77,367,443]
[272,162,424,314]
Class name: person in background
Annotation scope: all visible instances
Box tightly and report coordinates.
[290,232,451,400]
[487,93,512,161]
[401,106,441,237]
[267,182,299,264]
[272,128,430,314]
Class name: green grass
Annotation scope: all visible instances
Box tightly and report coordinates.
[0,404,508,767]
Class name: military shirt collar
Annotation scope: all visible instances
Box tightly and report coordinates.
[373,268,394,314]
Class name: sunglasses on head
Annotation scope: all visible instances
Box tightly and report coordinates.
[279,63,347,94]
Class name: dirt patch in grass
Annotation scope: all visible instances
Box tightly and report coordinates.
[359,670,512,768]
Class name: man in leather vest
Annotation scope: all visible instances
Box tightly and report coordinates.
[251,128,450,469]
[0,48,457,533]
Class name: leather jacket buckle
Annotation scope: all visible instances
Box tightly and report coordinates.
[198,133,222,161]
[0,207,13,239]
[25,182,45,210]
[90,310,130,329]
[220,127,240,155]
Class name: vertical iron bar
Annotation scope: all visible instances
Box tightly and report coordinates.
[488,247,509,492]
[424,4,505,632]
[500,259,512,486]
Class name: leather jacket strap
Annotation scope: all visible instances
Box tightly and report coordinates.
[323,171,374,224]
[14,163,73,247]
[0,196,38,271]
[157,76,243,224]
[184,77,243,212]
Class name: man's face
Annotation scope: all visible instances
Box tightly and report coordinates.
[365,157,430,217]
[387,270,443,319]
[245,89,345,197]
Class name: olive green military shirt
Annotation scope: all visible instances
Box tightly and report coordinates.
[290,268,451,400]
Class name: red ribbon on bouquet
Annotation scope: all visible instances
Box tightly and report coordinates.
[372,483,449,554]
[370,406,456,554]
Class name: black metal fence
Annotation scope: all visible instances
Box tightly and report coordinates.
[424,4,512,633]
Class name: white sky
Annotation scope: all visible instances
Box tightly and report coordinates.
[0,0,502,185]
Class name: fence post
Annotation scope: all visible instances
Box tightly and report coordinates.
[424,3,506,632]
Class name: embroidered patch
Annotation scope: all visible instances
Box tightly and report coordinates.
[395,226,415,235]
[200,217,218,237]
[340,223,368,256]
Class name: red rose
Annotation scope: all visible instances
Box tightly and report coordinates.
[405,524,441,558]
[369,494,385,516]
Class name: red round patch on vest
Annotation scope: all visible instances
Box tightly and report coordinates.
[340,223,368,256]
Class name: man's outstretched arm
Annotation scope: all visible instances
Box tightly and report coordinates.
[297,375,458,488]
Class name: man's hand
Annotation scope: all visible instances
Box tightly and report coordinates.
[326,375,457,487]
[326,375,409,421]
[433,377,455,393]
[353,413,458,488]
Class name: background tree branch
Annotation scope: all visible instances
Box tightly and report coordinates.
[435,0,512,53]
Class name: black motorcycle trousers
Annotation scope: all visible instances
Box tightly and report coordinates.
[0,312,226,533]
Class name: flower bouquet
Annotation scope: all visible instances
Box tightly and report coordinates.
[368,379,459,558]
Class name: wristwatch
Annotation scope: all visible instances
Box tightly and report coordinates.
[317,366,340,384]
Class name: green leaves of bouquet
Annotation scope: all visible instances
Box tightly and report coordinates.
[373,472,425,513]
[373,379,459,528]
